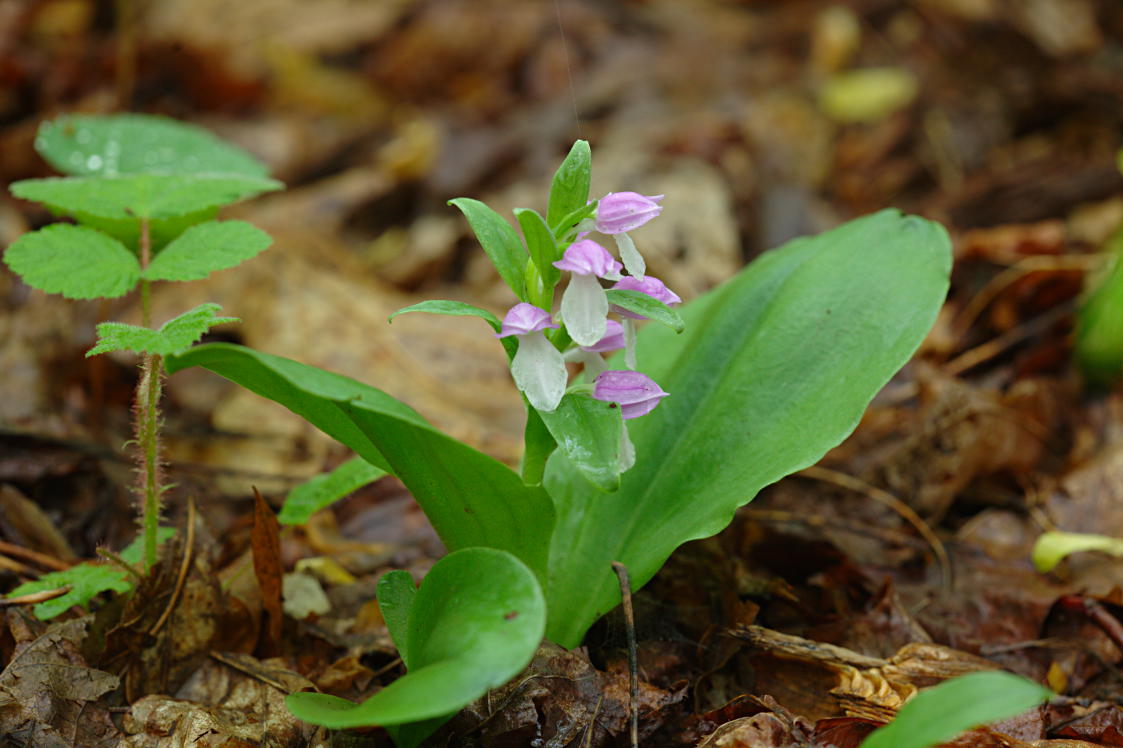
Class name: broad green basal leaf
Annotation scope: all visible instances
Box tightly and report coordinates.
[143,220,273,281]
[377,570,418,665]
[544,209,952,646]
[860,671,1051,748]
[286,547,545,729]
[279,456,388,525]
[36,113,270,178]
[164,344,556,581]
[86,303,238,357]
[12,174,282,221]
[3,224,140,299]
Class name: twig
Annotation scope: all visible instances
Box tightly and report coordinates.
[97,548,142,582]
[148,496,196,637]
[0,540,72,571]
[0,586,71,607]
[0,554,36,576]
[799,465,952,591]
[611,561,639,748]
[945,301,1075,376]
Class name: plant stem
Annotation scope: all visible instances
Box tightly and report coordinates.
[135,217,163,569]
[136,352,164,569]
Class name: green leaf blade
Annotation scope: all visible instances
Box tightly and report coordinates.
[87,303,238,357]
[7,563,133,620]
[143,220,273,282]
[448,198,527,300]
[377,570,418,667]
[36,113,270,178]
[515,208,561,291]
[860,671,1052,748]
[544,209,952,646]
[536,394,622,492]
[547,140,592,231]
[3,224,140,299]
[287,547,545,728]
[279,457,388,526]
[604,288,685,333]
[388,299,502,332]
[12,174,283,221]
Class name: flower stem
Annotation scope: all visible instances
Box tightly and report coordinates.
[135,217,163,569]
[139,218,152,327]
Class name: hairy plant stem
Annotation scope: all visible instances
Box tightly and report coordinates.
[135,218,164,569]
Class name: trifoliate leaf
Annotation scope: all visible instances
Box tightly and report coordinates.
[3,224,141,299]
[279,457,388,525]
[7,563,132,620]
[11,174,282,221]
[144,220,273,282]
[86,303,238,357]
[36,113,270,178]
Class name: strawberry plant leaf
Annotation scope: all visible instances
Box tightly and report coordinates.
[3,224,141,299]
[7,564,132,620]
[143,220,273,282]
[12,174,282,222]
[36,113,270,178]
[86,303,238,357]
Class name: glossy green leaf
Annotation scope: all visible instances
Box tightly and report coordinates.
[520,405,556,486]
[3,224,140,299]
[448,198,526,300]
[143,220,273,281]
[279,457,388,525]
[1075,231,1123,385]
[544,209,952,646]
[860,671,1051,748]
[35,113,270,178]
[287,547,545,728]
[7,563,132,620]
[515,208,561,291]
[86,303,238,357]
[164,344,556,581]
[551,201,597,243]
[536,394,622,492]
[388,299,502,332]
[12,174,282,221]
[547,140,591,231]
[1031,530,1123,572]
[378,570,417,665]
[605,288,685,333]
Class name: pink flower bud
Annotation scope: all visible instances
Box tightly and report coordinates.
[553,239,622,278]
[610,276,682,319]
[593,370,669,419]
[496,302,558,338]
[594,192,664,234]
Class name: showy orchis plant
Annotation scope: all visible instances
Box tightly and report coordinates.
[3,114,281,615]
[165,140,952,742]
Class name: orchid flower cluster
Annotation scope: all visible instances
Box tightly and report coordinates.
[495,190,679,470]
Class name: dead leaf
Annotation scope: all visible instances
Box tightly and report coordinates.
[251,487,283,656]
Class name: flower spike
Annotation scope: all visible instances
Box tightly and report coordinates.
[595,192,664,235]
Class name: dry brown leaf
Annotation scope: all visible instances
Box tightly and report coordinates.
[251,487,283,657]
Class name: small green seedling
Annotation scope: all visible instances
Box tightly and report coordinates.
[166,140,953,742]
[4,113,282,614]
[859,671,1052,748]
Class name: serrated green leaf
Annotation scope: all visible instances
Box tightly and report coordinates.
[87,303,238,357]
[860,671,1051,748]
[547,140,591,231]
[515,208,561,292]
[377,570,417,665]
[36,113,270,178]
[448,198,527,300]
[536,394,622,492]
[7,563,132,620]
[12,174,282,221]
[279,457,388,525]
[605,288,686,333]
[143,220,273,282]
[1031,530,1123,572]
[389,299,502,332]
[119,527,177,564]
[287,548,545,729]
[3,223,140,299]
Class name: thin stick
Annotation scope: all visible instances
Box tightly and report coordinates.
[799,465,952,591]
[611,561,639,748]
[0,540,71,571]
[0,586,71,607]
[945,301,1075,376]
[149,496,196,637]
